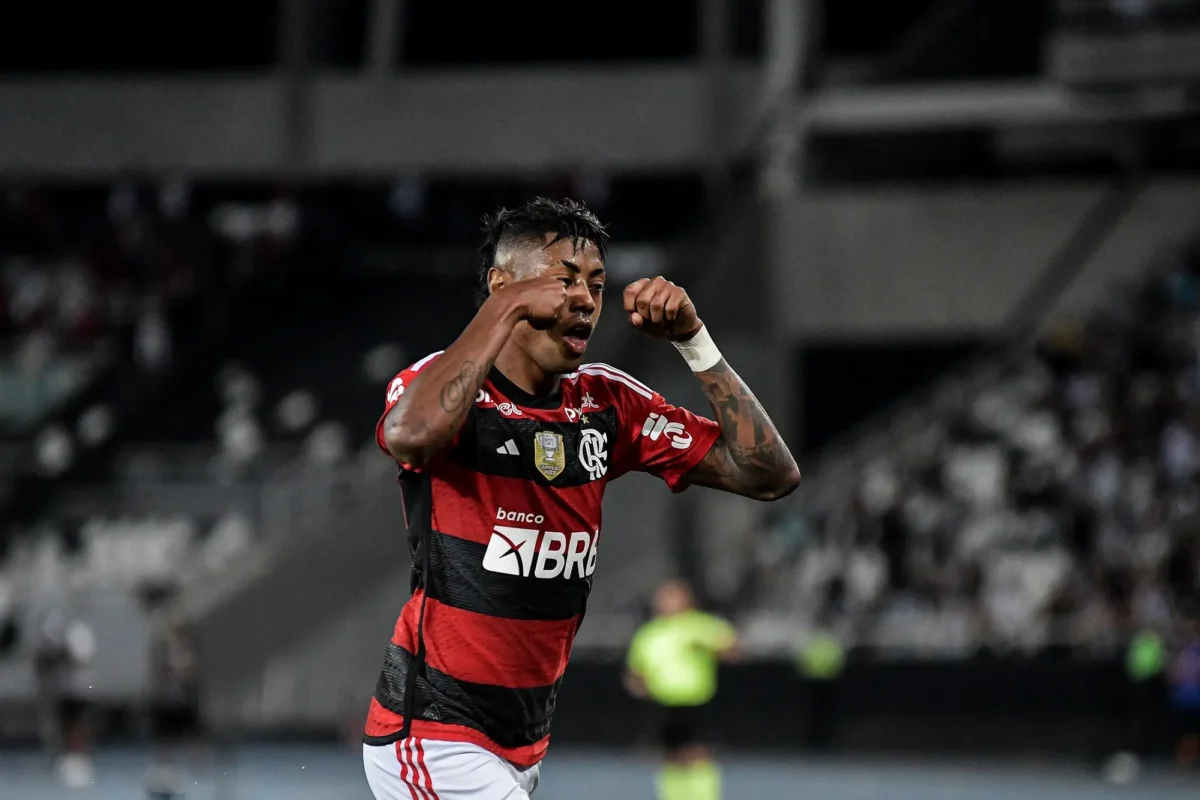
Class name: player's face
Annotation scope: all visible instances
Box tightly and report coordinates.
[512,235,606,374]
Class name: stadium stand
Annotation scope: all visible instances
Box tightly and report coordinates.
[734,227,1200,656]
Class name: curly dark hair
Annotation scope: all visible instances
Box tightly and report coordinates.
[476,197,609,306]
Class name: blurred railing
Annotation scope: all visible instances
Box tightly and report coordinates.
[47,443,385,537]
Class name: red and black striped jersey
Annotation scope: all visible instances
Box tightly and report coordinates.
[363,352,721,766]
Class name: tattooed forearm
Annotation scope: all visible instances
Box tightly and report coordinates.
[436,359,492,436]
[382,356,494,467]
[686,359,800,500]
[438,361,486,415]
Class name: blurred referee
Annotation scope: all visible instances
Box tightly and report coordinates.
[624,580,738,800]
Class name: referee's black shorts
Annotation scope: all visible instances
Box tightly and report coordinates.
[152,701,202,743]
[657,703,711,750]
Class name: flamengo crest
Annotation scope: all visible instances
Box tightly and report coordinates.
[578,428,608,481]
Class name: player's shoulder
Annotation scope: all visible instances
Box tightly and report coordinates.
[384,351,443,403]
[689,610,731,628]
[571,362,659,405]
[403,351,444,374]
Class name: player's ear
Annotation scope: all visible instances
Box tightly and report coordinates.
[487,267,512,295]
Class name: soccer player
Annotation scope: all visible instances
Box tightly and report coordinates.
[363,198,799,800]
[625,580,738,800]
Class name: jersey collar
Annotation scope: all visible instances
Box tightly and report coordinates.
[487,366,563,410]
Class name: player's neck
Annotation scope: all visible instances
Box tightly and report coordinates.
[493,345,561,397]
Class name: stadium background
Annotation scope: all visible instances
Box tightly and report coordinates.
[1,0,1200,796]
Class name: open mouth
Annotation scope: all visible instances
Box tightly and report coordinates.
[561,321,593,356]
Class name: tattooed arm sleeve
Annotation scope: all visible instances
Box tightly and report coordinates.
[684,359,800,500]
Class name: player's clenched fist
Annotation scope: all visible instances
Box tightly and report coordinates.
[500,275,569,330]
[623,276,702,341]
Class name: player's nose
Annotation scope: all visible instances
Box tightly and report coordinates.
[567,283,596,314]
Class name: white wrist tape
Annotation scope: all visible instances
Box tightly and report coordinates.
[672,325,722,372]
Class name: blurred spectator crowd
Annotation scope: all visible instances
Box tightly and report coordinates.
[0,179,308,434]
[741,236,1200,656]
[0,173,698,433]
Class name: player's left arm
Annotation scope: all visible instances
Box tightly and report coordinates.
[686,358,799,500]
[624,630,651,699]
[705,615,742,662]
[624,276,800,501]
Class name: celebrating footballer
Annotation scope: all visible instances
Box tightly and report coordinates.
[362,197,800,800]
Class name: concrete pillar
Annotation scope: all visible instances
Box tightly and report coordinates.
[366,0,404,75]
[699,0,731,200]
[760,0,810,199]
[277,0,314,172]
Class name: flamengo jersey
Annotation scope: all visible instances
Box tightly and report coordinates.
[364,353,721,767]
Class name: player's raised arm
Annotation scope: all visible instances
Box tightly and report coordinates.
[623,276,800,501]
[381,276,568,468]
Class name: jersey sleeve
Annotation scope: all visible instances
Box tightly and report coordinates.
[692,613,737,653]
[603,368,721,492]
[374,351,444,471]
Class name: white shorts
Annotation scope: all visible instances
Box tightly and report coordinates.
[363,738,541,800]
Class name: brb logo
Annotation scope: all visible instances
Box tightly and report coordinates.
[641,413,693,450]
[482,508,599,579]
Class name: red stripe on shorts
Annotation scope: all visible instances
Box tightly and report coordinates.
[394,739,419,800]
[406,739,435,800]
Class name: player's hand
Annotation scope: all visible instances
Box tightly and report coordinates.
[622,276,702,341]
[504,275,569,331]
[623,669,650,699]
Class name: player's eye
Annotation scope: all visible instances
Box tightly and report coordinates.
[591,284,605,294]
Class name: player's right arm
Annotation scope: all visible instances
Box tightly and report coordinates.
[380,276,567,469]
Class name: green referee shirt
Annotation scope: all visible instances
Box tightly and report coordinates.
[627,610,736,707]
